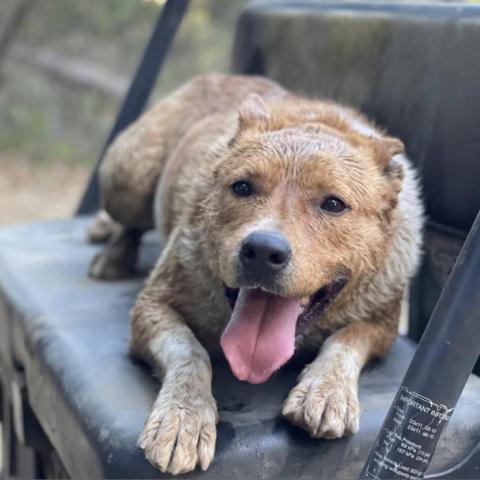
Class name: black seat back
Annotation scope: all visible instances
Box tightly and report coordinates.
[232,1,480,340]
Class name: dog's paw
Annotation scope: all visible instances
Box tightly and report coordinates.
[138,388,218,475]
[88,250,134,280]
[282,373,360,439]
[87,210,120,244]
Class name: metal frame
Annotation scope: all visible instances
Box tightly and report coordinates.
[361,212,480,478]
[77,0,190,215]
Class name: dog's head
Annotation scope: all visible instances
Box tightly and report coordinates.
[201,94,405,383]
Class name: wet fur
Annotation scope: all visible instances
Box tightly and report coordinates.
[89,74,423,474]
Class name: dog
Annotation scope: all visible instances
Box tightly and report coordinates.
[88,74,423,475]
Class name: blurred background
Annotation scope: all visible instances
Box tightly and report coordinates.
[0,0,248,227]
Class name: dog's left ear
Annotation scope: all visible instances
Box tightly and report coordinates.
[238,93,271,131]
[373,137,405,180]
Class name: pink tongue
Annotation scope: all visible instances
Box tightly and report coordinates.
[220,288,303,384]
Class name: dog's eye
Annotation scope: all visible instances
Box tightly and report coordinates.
[321,196,347,215]
[231,180,253,197]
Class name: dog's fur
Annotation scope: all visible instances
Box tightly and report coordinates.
[89,74,423,475]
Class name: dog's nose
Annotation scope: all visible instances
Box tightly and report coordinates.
[240,231,291,278]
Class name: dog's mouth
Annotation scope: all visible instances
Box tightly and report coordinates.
[220,277,347,384]
[295,277,348,336]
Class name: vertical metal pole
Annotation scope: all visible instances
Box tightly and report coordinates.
[360,210,480,479]
[77,0,190,215]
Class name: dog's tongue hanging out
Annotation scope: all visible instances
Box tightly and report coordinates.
[220,288,303,384]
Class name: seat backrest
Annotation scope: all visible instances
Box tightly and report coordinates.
[232,1,480,341]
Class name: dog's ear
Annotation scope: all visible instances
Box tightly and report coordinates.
[373,136,405,180]
[238,93,271,131]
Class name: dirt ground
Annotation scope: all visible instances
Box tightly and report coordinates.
[0,155,89,227]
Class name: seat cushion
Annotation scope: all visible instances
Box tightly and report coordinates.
[1,218,480,479]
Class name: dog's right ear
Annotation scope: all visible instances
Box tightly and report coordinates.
[371,136,405,182]
[238,93,271,131]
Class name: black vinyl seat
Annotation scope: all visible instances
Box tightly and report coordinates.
[2,2,480,479]
[1,218,480,479]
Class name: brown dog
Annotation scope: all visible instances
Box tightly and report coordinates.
[88,74,423,475]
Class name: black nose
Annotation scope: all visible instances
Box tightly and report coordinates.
[240,231,291,279]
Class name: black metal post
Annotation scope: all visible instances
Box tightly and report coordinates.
[77,0,190,215]
[360,210,480,479]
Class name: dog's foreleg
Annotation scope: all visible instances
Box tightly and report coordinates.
[283,296,402,438]
[130,258,217,475]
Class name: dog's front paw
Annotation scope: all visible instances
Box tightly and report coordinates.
[282,373,360,439]
[138,387,218,475]
[89,249,134,280]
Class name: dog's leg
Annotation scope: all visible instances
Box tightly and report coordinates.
[87,208,145,280]
[89,226,143,280]
[87,210,121,244]
[130,241,217,474]
[88,91,179,278]
[88,81,200,277]
[283,297,402,438]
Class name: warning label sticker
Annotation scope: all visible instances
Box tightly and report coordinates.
[364,387,454,479]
